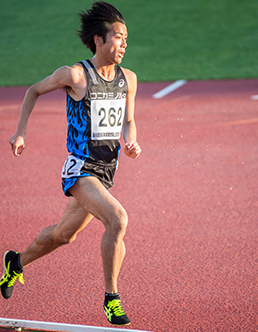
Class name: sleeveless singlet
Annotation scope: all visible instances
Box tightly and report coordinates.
[66,59,128,165]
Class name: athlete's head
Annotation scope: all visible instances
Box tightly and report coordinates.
[77,1,126,54]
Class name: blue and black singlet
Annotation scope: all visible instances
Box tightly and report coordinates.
[61,59,128,195]
[66,59,128,164]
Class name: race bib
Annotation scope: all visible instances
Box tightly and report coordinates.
[61,155,84,178]
[91,99,126,140]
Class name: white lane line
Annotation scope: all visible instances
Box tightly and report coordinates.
[153,80,187,99]
[0,318,153,332]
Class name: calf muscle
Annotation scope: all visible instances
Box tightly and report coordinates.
[69,177,128,293]
[20,198,93,267]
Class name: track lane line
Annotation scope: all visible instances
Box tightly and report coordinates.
[152,80,187,99]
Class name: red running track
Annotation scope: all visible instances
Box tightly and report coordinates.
[0,79,257,332]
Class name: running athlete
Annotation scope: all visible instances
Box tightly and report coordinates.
[0,1,141,326]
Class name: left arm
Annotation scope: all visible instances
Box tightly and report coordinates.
[122,69,141,159]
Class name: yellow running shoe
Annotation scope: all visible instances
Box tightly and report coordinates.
[104,296,130,326]
[0,251,24,299]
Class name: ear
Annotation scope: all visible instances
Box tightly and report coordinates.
[94,35,103,47]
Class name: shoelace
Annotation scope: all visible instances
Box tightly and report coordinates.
[8,271,24,287]
[0,262,25,287]
[107,299,125,317]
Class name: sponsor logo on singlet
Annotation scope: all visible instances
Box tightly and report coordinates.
[118,79,125,88]
[90,92,127,100]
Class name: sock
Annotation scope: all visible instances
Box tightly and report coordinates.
[12,254,23,273]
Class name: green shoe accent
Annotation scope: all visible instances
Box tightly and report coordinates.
[0,251,24,299]
[104,298,130,326]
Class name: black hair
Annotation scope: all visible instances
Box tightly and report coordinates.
[77,1,126,54]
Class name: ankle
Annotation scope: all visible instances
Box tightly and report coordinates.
[11,253,23,273]
[105,292,120,303]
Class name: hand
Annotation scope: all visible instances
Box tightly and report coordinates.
[123,141,141,159]
[8,133,26,157]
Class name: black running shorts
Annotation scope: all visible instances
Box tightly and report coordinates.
[61,154,117,196]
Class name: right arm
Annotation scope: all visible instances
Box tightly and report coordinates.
[9,64,85,156]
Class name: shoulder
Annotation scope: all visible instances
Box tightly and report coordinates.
[54,63,85,85]
[120,67,137,85]
[120,67,137,94]
[53,63,87,99]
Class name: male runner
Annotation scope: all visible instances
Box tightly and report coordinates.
[0,1,141,326]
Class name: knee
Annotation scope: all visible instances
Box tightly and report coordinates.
[108,208,128,238]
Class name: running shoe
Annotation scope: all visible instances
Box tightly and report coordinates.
[0,251,24,299]
[104,297,130,326]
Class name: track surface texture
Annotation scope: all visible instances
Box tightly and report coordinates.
[0,79,258,332]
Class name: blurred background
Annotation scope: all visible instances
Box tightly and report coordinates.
[0,0,257,86]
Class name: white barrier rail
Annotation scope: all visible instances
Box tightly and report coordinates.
[0,318,153,332]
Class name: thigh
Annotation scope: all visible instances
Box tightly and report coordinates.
[68,176,126,227]
[53,197,94,241]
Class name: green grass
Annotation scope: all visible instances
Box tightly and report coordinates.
[0,0,257,85]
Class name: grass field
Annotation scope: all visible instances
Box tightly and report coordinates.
[0,0,257,86]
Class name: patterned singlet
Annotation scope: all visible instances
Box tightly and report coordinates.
[66,59,128,165]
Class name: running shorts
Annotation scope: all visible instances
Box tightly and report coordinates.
[61,154,117,196]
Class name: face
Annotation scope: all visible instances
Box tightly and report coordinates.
[99,22,128,64]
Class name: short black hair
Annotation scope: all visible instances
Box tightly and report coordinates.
[77,1,126,54]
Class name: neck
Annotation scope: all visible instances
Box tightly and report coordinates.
[90,57,116,81]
